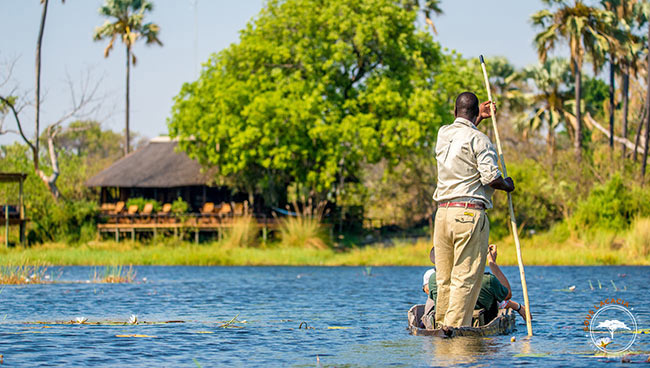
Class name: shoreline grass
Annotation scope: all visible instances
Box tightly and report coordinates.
[0,232,647,266]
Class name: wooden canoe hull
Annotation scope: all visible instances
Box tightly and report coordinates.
[407,304,516,337]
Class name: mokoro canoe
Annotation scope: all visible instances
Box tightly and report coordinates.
[407,304,516,337]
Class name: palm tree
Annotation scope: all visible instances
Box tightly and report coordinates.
[93,0,162,155]
[403,0,443,34]
[515,58,574,158]
[532,0,613,160]
[599,0,638,155]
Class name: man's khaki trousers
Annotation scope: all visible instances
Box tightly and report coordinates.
[433,206,489,327]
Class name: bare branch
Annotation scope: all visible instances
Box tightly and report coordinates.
[0,94,36,152]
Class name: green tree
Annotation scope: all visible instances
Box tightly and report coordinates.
[93,0,162,155]
[169,0,480,208]
[532,0,614,161]
[516,58,574,157]
[598,0,638,154]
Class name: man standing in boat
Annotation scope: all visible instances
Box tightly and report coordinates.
[432,92,515,328]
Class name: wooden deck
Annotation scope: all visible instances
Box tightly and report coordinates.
[97,216,278,243]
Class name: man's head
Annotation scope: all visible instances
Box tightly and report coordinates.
[454,92,479,123]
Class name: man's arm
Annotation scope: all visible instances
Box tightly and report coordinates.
[487,244,512,300]
[489,176,515,192]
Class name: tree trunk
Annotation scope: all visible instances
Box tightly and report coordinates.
[622,66,629,158]
[36,126,61,199]
[634,105,646,162]
[574,59,583,161]
[642,23,650,180]
[608,58,615,152]
[125,46,131,155]
[35,0,49,171]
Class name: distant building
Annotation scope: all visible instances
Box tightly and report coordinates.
[86,137,248,211]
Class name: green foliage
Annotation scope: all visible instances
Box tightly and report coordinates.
[125,197,161,212]
[171,197,189,214]
[582,77,608,118]
[489,160,569,239]
[169,0,482,206]
[569,175,650,232]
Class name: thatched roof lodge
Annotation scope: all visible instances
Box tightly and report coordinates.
[86,137,247,211]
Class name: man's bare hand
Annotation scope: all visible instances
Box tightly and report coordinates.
[487,244,498,264]
[476,101,497,123]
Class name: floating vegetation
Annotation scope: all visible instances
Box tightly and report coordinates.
[26,319,185,326]
[91,265,136,283]
[217,314,246,329]
[0,262,49,285]
[74,317,88,324]
[298,321,314,330]
[115,334,156,338]
[513,353,551,358]
[327,326,352,330]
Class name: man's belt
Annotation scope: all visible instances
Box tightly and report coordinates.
[438,201,485,210]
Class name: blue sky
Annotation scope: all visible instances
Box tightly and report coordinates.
[0,0,546,145]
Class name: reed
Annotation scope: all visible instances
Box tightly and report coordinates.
[0,260,49,284]
[277,199,330,249]
[222,215,258,248]
[92,265,136,283]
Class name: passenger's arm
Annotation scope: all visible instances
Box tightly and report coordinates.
[487,244,512,301]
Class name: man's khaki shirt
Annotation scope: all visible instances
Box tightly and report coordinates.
[433,117,501,208]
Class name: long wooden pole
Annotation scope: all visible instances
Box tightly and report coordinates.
[480,55,533,336]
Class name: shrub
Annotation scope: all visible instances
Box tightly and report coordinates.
[569,175,650,232]
[279,216,330,249]
[126,197,161,212]
[223,215,258,248]
[171,197,189,214]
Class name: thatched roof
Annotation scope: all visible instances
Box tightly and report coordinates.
[86,138,213,188]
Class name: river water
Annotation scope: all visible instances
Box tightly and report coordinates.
[0,266,648,367]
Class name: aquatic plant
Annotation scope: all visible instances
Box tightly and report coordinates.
[92,265,136,283]
[0,261,49,285]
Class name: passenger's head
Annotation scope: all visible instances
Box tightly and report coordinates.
[422,268,436,294]
[454,92,479,123]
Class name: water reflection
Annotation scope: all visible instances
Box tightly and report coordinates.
[423,336,497,366]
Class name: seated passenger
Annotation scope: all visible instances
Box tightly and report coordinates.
[422,244,530,329]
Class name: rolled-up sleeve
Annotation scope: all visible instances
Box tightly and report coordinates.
[473,136,501,185]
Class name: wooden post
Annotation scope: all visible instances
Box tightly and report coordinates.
[195,228,199,244]
[4,204,8,248]
[19,177,24,245]
[116,228,119,242]
[480,55,533,337]
[131,228,135,242]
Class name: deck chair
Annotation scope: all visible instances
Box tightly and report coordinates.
[200,202,216,224]
[218,202,232,218]
[108,201,125,224]
[138,203,154,224]
[121,204,139,224]
[158,203,172,223]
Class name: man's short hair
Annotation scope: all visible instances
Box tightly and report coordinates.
[455,92,479,119]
